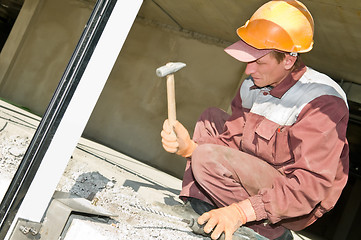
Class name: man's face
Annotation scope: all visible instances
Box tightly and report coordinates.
[244,53,290,88]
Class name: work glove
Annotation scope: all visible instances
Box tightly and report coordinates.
[161,119,197,157]
[197,199,256,240]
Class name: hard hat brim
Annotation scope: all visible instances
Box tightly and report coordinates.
[224,39,273,63]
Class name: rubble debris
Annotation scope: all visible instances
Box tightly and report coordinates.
[0,106,208,239]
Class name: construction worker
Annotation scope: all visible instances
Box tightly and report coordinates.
[161,1,349,240]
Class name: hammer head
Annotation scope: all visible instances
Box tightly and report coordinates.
[156,62,186,77]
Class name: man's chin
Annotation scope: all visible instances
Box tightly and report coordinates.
[253,81,265,88]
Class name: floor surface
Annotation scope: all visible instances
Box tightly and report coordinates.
[0,100,324,239]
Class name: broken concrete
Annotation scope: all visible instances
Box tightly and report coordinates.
[0,99,208,239]
[0,100,321,239]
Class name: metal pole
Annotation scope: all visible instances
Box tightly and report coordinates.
[0,0,142,238]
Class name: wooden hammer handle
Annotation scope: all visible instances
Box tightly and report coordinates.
[166,74,176,128]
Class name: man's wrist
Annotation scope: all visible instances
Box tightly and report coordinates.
[181,140,198,157]
[236,199,257,222]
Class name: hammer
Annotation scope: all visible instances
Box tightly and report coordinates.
[156,62,186,129]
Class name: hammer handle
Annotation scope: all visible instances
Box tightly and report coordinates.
[166,74,176,128]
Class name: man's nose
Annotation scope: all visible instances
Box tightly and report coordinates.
[245,62,256,75]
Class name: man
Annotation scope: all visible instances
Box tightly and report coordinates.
[161,1,349,240]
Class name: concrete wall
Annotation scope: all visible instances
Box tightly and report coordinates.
[0,0,94,111]
[0,0,245,178]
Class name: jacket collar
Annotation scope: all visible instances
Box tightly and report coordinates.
[250,63,307,99]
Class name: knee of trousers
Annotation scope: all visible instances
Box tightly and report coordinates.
[191,144,219,182]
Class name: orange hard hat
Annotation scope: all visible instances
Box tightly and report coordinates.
[237,0,314,53]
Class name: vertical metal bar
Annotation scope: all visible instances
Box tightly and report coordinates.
[0,0,143,238]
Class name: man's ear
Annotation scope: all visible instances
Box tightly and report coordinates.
[283,55,297,70]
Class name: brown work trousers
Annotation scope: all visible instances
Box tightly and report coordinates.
[180,108,287,239]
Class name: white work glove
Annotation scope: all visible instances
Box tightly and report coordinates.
[197,199,257,240]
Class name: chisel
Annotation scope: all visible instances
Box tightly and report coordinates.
[130,203,269,240]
